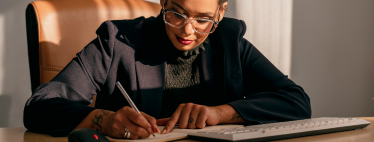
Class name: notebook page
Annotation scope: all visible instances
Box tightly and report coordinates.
[106,125,243,142]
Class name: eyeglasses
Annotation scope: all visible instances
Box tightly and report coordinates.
[162,9,220,34]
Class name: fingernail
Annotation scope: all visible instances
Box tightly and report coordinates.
[161,129,166,134]
[148,127,155,137]
[155,125,161,134]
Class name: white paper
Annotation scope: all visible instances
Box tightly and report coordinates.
[106,125,243,142]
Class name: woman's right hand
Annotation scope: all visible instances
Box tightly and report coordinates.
[105,106,160,139]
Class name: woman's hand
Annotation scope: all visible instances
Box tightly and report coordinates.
[157,103,222,134]
[105,106,160,139]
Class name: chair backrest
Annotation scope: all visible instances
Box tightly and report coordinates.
[26,0,161,92]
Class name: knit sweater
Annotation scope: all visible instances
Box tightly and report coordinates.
[160,41,207,118]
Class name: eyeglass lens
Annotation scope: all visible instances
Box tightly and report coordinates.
[164,11,216,33]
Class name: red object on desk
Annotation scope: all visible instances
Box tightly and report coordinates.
[93,134,98,140]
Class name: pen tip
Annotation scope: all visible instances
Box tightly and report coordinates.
[153,134,155,137]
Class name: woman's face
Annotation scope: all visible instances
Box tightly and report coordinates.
[160,0,227,51]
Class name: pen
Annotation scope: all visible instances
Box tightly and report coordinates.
[115,81,156,137]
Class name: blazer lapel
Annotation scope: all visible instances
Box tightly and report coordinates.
[135,42,166,118]
[201,36,226,105]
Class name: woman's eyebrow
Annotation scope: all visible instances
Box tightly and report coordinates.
[171,1,187,11]
[196,13,215,18]
[171,1,214,17]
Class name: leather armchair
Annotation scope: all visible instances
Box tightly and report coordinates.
[26,0,161,92]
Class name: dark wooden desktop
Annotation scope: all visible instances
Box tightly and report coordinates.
[1,117,373,142]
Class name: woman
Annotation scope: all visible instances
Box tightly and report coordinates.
[24,0,311,139]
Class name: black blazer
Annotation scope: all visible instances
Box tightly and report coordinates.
[24,14,311,136]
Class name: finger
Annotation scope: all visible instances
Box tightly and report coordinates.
[123,117,150,138]
[141,112,160,134]
[162,104,185,134]
[196,107,208,129]
[157,118,170,126]
[128,132,142,140]
[124,107,154,136]
[178,103,194,129]
[188,105,201,129]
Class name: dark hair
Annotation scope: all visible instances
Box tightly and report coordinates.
[164,0,228,11]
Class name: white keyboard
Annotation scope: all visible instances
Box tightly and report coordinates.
[188,117,370,142]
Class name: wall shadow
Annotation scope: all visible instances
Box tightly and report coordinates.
[290,0,374,117]
[0,0,35,127]
[0,94,11,127]
[223,0,236,18]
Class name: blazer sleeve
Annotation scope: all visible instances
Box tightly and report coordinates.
[228,38,312,125]
[23,21,117,136]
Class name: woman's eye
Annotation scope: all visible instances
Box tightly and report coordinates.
[175,14,184,19]
[196,20,209,24]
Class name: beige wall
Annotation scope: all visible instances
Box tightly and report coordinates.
[291,0,374,117]
[0,0,34,127]
[235,0,293,76]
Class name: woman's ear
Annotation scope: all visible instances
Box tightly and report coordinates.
[219,2,228,22]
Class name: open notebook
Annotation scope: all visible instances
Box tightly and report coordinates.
[106,125,243,142]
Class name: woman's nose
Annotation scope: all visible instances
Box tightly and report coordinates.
[182,22,194,35]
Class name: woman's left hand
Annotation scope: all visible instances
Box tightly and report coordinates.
[157,103,222,134]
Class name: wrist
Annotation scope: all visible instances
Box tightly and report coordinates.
[212,105,231,124]
[214,105,243,124]
[75,109,114,135]
[90,109,114,135]
[101,111,115,135]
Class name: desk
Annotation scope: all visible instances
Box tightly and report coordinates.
[1,117,374,142]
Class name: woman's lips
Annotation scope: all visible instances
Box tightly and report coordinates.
[176,36,193,45]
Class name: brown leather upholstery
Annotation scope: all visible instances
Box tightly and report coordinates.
[26,0,161,92]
